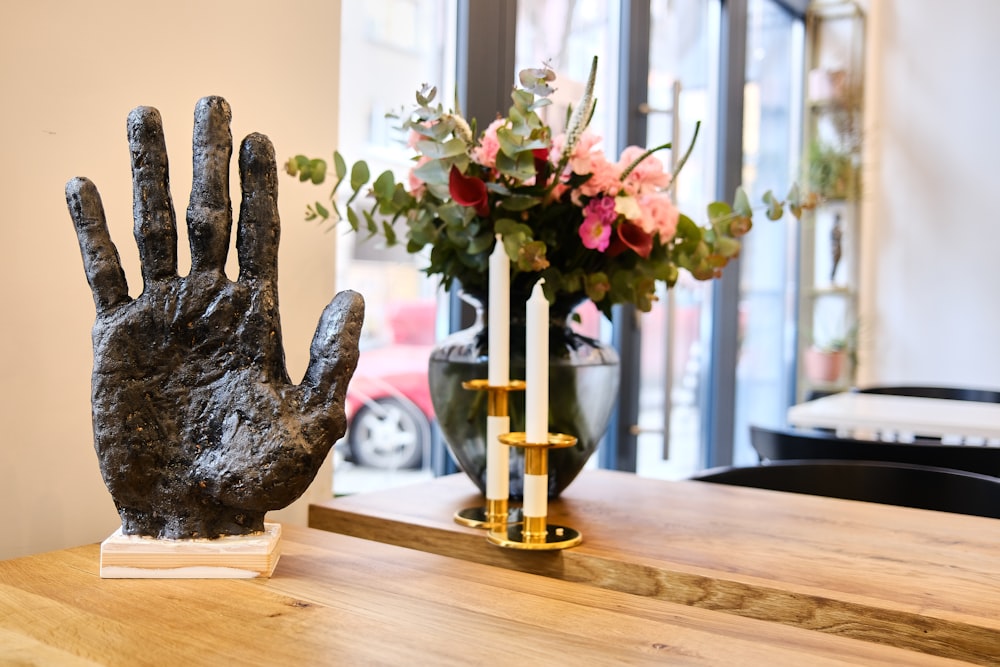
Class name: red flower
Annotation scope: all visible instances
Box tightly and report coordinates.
[532,148,550,184]
[608,221,653,259]
[449,165,490,217]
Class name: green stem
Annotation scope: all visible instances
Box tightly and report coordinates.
[670,121,700,190]
[619,141,673,182]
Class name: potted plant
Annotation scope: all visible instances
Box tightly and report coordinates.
[807,139,859,201]
[803,337,848,385]
[802,321,858,385]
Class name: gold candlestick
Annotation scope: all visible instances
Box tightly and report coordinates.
[453,379,525,530]
[488,432,582,550]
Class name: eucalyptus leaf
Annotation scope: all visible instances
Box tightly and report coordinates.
[364,210,378,236]
[497,127,548,155]
[415,84,437,107]
[498,195,542,212]
[529,98,553,112]
[518,67,556,97]
[350,161,370,192]
[345,206,360,232]
[416,138,467,159]
[412,158,450,186]
[383,221,398,246]
[467,231,495,255]
[707,201,732,224]
[674,215,702,254]
[308,159,326,185]
[373,170,396,201]
[763,191,784,220]
[733,187,752,218]
[495,217,533,239]
[716,236,742,258]
[495,149,536,181]
[333,152,347,180]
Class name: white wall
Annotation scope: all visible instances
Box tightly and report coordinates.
[858,0,1000,389]
[0,0,341,559]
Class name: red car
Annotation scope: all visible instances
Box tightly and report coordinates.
[342,301,436,469]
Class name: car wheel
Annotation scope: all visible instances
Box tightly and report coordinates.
[347,397,427,470]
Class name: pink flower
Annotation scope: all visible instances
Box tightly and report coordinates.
[408,155,431,198]
[578,153,622,198]
[407,128,423,150]
[565,130,604,174]
[636,192,680,243]
[580,197,616,251]
[472,117,505,169]
[407,119,438,150]
[551,130,624,199]
[618,145,672,196]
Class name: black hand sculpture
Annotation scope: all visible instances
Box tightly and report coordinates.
[65,96,364,540]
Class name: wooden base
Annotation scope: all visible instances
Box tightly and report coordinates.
[100,523,281,579]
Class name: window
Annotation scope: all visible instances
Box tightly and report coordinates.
[332,0,458,494]
[328,0,806,494]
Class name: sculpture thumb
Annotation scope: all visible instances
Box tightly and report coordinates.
[300,289,365,411]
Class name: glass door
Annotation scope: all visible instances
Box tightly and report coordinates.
[733,0,805,464]
[635,0,722,479]
[630,0,804,476]
[332,0,458,494]
[513,0,743,479]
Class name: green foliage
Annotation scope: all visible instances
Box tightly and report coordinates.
[807,140,859,200]
[283,58,811,317]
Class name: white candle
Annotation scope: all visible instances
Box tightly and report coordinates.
[522,472,548,518]
[485,415,509,501]
[525,280,549,443]
[486,236,510,501]
[488,236,509,386]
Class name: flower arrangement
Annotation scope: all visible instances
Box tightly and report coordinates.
[286,57,807,319]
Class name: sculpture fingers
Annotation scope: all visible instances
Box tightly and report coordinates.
[66,177,130,312]
[187,97,233,274]
[236,133,279,284]
[300,290,366,414]
[128,106,178,283]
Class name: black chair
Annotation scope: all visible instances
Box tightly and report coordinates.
[804,385,1000,404]
[855,385,1000,403]
[750,424,1000,478]
[690,459,1000,519]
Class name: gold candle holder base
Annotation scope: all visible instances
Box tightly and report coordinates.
[454,504,524,529]
[453,379,526,530]
[487,522,582,550]
[488,432,582,551]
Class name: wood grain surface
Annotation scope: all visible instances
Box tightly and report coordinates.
[0,524,976,666]
[309,470,1000,665]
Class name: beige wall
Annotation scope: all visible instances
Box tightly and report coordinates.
[858,0,1000,388]
[0,0,341,559]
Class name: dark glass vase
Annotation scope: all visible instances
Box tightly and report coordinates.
[428,291,620,499]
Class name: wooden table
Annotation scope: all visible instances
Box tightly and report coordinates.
[0,525,957,666]
[310,470,1000,665]
[787,392,1000,442]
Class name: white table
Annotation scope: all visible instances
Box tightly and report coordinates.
[787,392,1000,443]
